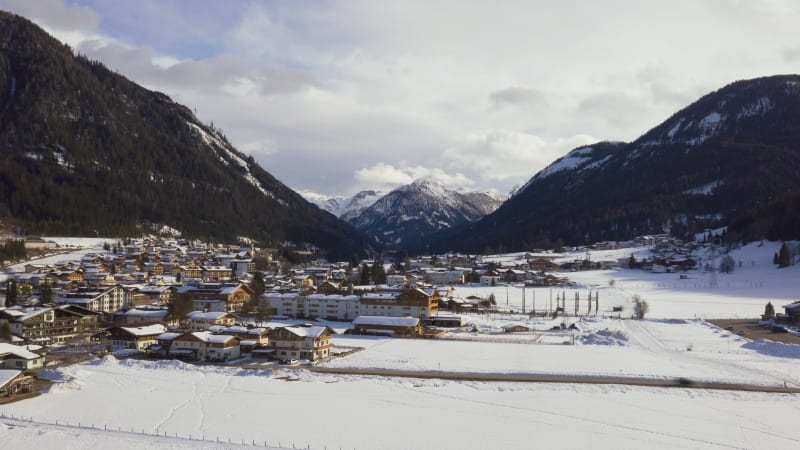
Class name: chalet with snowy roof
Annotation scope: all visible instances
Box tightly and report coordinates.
[170,331,240,361]
[150,332,182,357]
[185,311,238,331]
[107,324,166,352]
[316,281,342,295]
[208,325,270,345]
[54,285,128,313]
[783,301,800,325]
[180,283,253,312]
[352,316,422,337]
[292,274,317,288]
[118,308,171,326]
[136,285,175,305]
[1,305,101,345]
[201,266,232,283]
[179,265,203,280]
[0,343,45,371]
[359,287,439,319]
[268,325,333,362]
[0,369,35,398]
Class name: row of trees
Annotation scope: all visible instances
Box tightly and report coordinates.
[0,239,27,264]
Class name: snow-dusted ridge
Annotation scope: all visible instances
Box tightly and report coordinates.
[185,120,284,205]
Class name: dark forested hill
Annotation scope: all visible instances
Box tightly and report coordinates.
[427,75,800,253]
[0,11,373,259]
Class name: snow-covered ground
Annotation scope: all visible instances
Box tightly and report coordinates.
[327,318,800,386]
[458,241,800,319]
[2,240,800,448]
[3,357,799,450]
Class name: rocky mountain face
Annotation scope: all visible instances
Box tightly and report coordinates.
[0,11,373,259]
[346,178,505,248]
[428,75,800,253]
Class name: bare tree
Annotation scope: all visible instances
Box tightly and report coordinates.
[632,294,649,320]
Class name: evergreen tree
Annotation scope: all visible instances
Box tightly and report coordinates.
[764,301,775,318]
[778,242,791,268]
[371,260,386,284]
[248,271,266,310]
[359,263,370,285]
[40,282,53,304]
[5,279,17,306]
[168,292,195,320]
[0,322,11,341]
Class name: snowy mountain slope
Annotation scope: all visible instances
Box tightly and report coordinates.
[301,190,382,220]
[430,75,800,253]
[348,178,505,247]
[0,12,373,258]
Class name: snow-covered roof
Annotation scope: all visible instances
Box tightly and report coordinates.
[16,308,53,322]
[353,316,420,327]
[361,293,400,300]
[0,369,23,387]
[186,311,234,320]
[185,331,238,344]
[783,301,800,310]
[119,324,167,337]
[282,326,331,338]
[306,294,360,301]
[155,332,182,341]
[124,309,168,317]
[0,342,42,360]
[265,292,300,299]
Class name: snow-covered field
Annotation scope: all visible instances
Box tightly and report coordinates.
[2,358,799,450]
[2,240,800,448]
[460,241,800,319]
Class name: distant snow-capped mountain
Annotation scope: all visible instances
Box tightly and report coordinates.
[301,190,382,220]
[348,178,506,247]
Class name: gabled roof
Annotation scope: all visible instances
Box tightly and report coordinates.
[115,324,167,337]
[175,331,238,345]
[280,325,333,338]
[0,369,24,388]
[0,342,42,360]
[186,311,236,320]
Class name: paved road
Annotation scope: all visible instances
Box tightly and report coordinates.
[305,366,800,394]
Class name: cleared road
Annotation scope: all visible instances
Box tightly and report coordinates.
[306,366,800,394]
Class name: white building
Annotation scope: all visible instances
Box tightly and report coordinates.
[265,292,303,318]
[305,294,360,321]
[424,269,465,285]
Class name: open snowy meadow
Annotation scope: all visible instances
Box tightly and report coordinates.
[1,240,799,448]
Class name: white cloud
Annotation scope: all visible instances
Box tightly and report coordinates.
[443,131,597,182]
[6,0,800,198]
[0,0,100,31]
[354,163,474,192]
[489,87,548,110]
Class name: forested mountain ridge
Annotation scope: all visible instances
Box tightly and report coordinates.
[427,75,800,253]
[0,11,373,259]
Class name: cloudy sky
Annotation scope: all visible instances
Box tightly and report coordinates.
[3,0,800,198]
